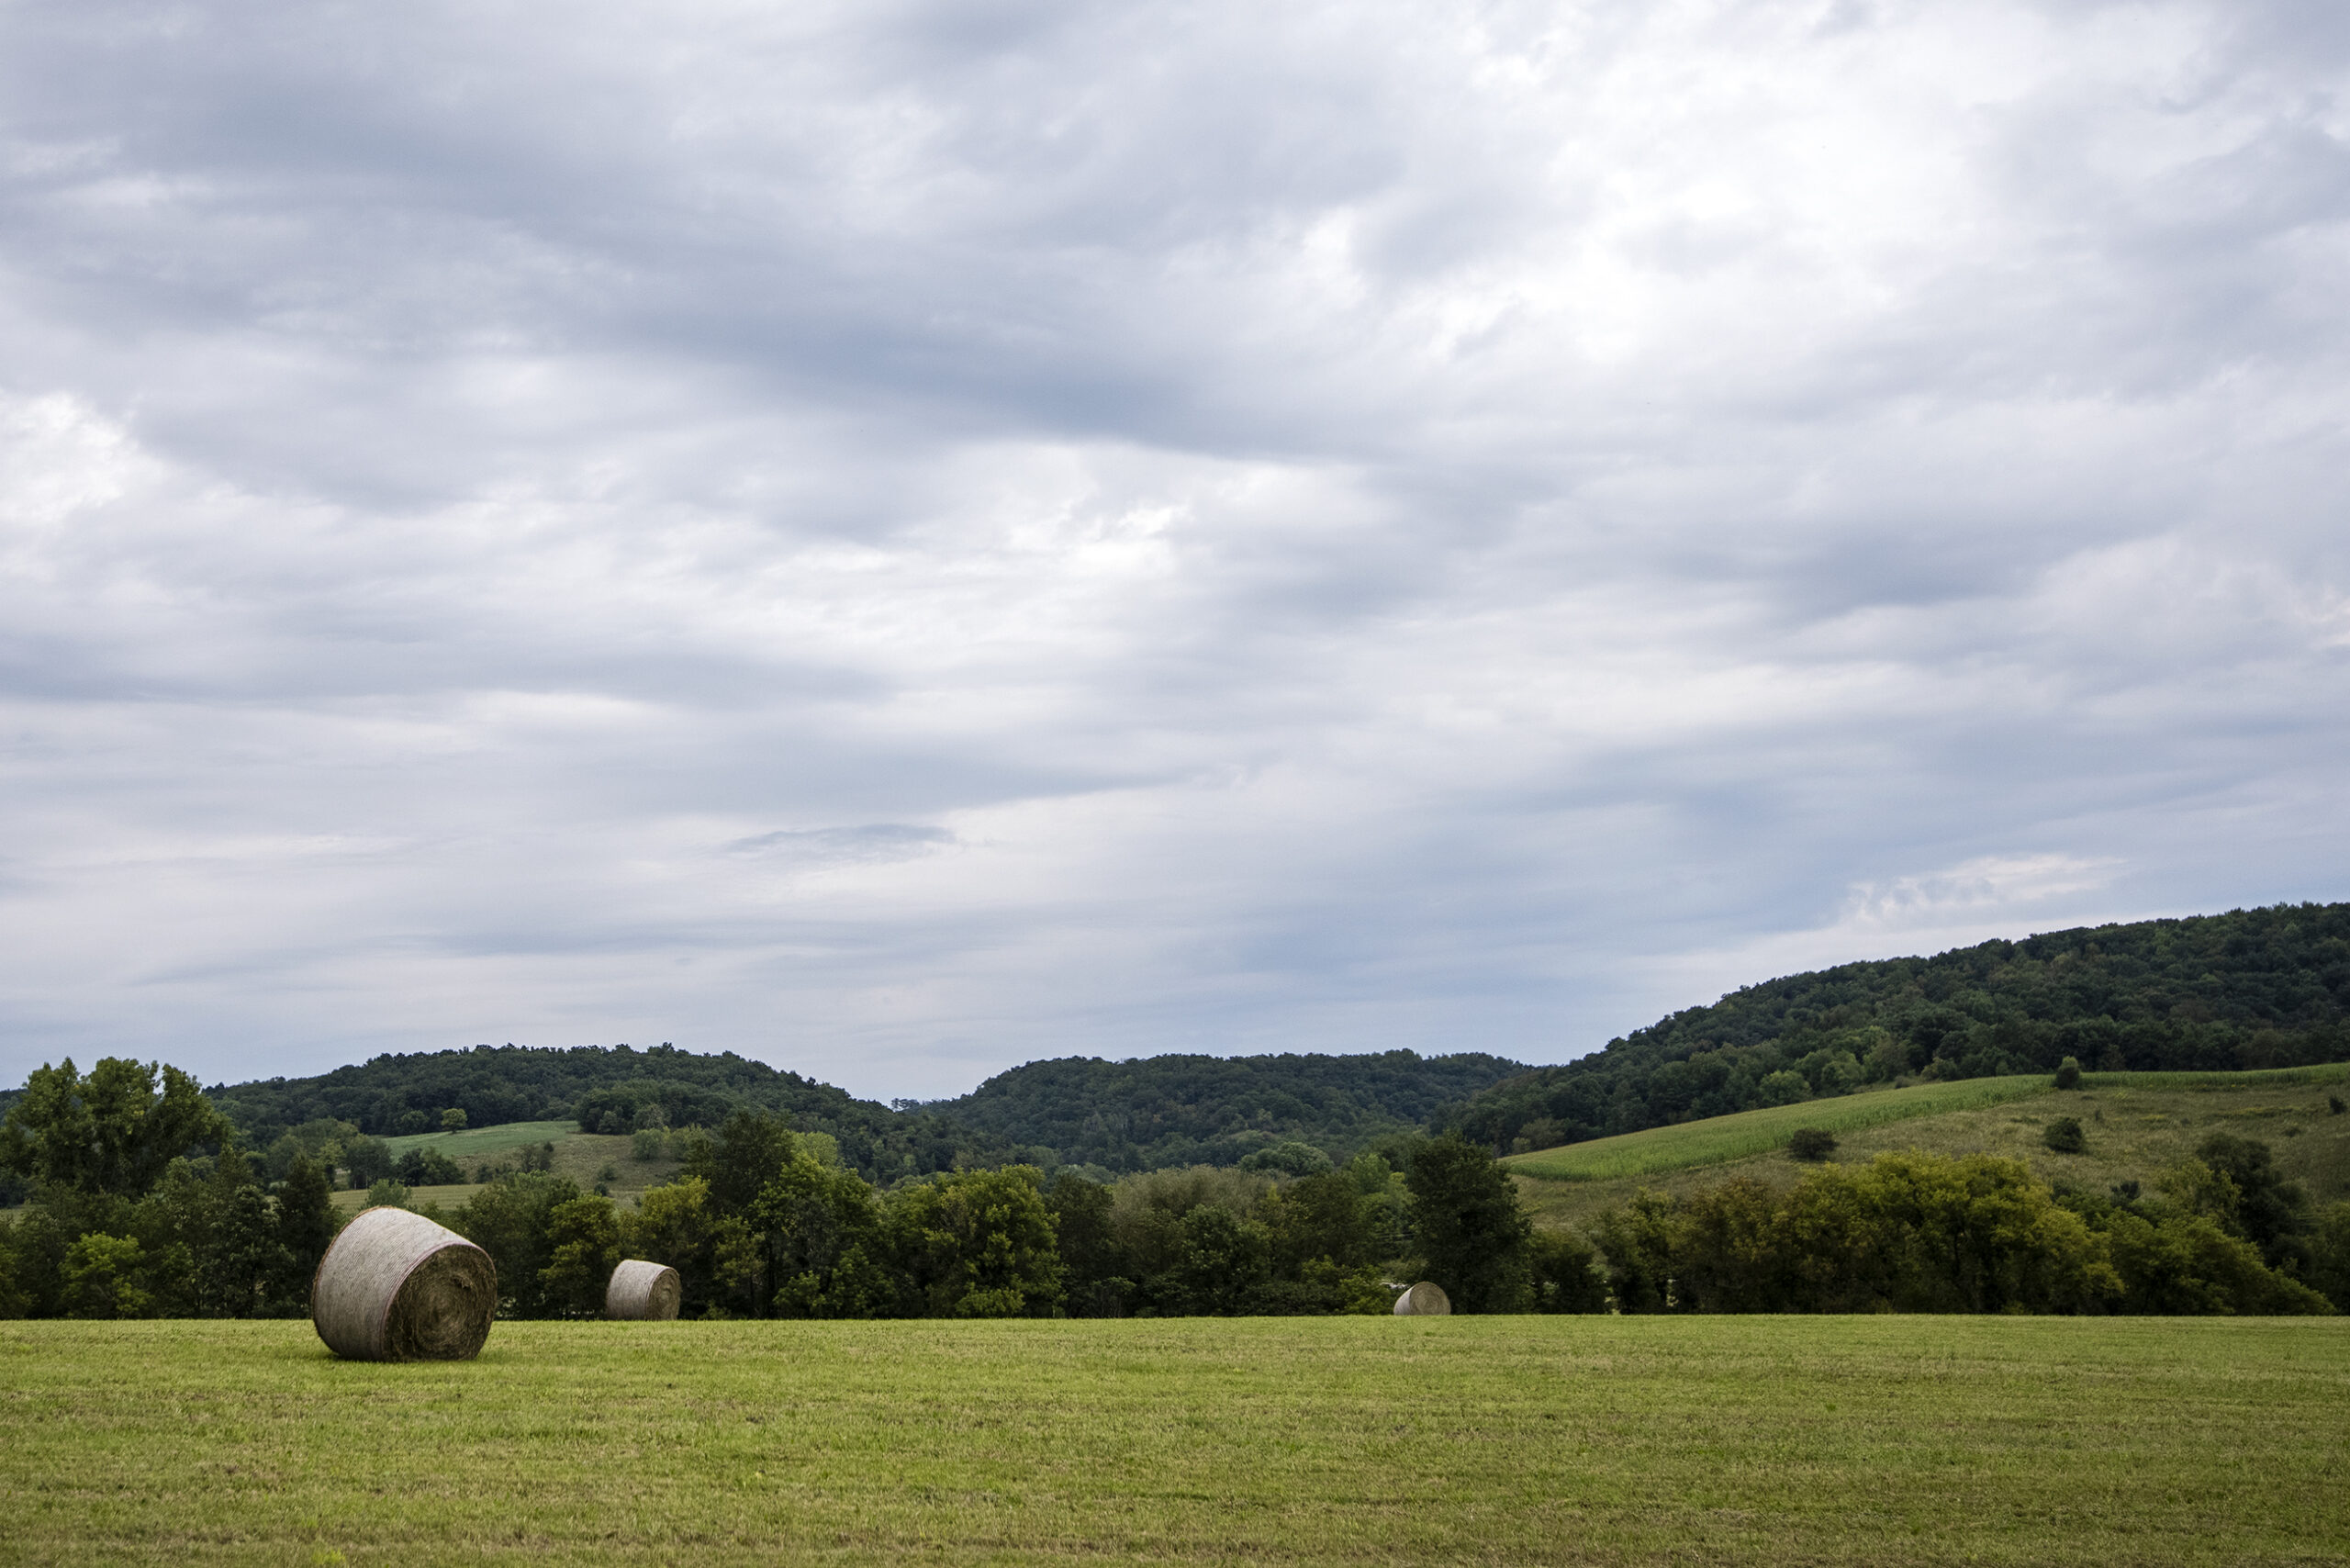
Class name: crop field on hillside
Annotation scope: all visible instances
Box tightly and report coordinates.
[1503,1077,2057,1182]
[1512,1068,2350,1231]
[1,1316,2344,1566]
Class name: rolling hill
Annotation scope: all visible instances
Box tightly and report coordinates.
[1440,902,2350,1156]
[917,1050,1529,1172]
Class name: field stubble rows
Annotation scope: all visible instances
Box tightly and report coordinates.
[1,1316,2344,1566]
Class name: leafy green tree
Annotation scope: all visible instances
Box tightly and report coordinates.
[2308,1201,2350,1313]
[60,1233,151,1318]
[1045,1175,1131,1316]
[890,1166,1063,1317]
[2192,1134,2309,1268]
[0,1215,24,1318]
[688,1111,800,1214]
[274,1154,341,1311]
[1262,1171,1383,1276]
[1150,1204,1270,1316]
[1405,1137,1532,1313]
[752,1147,893,1318]
[1529,1230,1608,1313]
[341,1136,394,1190]
[0,1058,227,1198]
[1237,1141,1333,1177]
[395,1147,464,1186]
[540,1194,621,1315]
[2053,1056,2083,1090]
[441,1108,468,1133]
[2098,1209,2329,1315]
[621,1176,738,1316]
[191,1146,290,1318]
[450,1172,584,1317]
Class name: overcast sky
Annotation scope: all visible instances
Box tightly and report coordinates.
[2,0,2344,1102]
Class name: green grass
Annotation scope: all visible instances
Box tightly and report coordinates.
[379,1119,581,1159]
[1504,1078,2057,1182]
[1,1317,2344,1567]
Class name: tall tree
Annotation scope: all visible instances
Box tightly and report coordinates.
[890,1167,1063,1318]
[274,1154,341,1312]
[1405,1136,1532,1313]
[0,1058,227,1198]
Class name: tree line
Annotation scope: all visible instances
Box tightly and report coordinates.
[5,1055,2344,1319]
[1439,902,2350,1154]
[1592,1133,2348,1315]
[192,1041,1018,1183]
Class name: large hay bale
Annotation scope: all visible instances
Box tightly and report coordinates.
[1393,1280,1452,1316]
[605,1259,683,1321]
[311,1205,497,1361]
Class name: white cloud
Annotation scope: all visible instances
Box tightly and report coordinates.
[0,0,2346,1097]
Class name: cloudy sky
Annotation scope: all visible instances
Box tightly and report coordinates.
[1,0,2344,1101]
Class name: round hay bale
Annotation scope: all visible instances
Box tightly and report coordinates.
[605,1259,683,1321]
[311,1205,497,1361]
[1393,1280,1452,1316]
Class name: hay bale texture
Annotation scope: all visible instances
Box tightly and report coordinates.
[605,1259,683,1321]
[1393,1281,1452,1316]
[311,1206,498,1361]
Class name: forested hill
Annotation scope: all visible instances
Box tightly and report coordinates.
[920,1050,1529,1172]
[202,1043,1016,1183]
[1438,902,2350,1154]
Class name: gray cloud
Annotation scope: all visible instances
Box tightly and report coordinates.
[1,0,2345,1098]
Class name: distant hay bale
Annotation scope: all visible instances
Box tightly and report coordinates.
[311,1206,498,1361]
[1393,1281,1451,1316]
[605,1260,683,1321]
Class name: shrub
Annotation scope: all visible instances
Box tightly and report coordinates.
[632,1128,668,1162]
[1237,1141,1333,1177]
[394,1148,463,1186]
[2053,1057,2082,1091]
[365,1179,412,1210]
[2329,1095,2345,1116]
[2043,1117,2086,1154]
[1786,1128,1838,1162]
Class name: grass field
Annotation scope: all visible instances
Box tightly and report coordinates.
[1511,1067,2350,1232]
[0,1316,2344,1566]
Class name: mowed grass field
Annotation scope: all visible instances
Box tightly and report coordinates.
[1510,1067,2350,1231]
[2,1317,2345,1567]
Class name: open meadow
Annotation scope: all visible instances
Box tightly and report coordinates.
[2,1316,2345,1567]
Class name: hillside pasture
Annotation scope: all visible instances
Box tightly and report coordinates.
[1512,1068,2350,1232]
[0,1316,2343,1566]
[334,1126,678,1214]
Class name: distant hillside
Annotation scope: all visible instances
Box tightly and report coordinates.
[1441,902,2350,1153]
[921,1049,1529,1172]
[204,1043,1016,1183]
